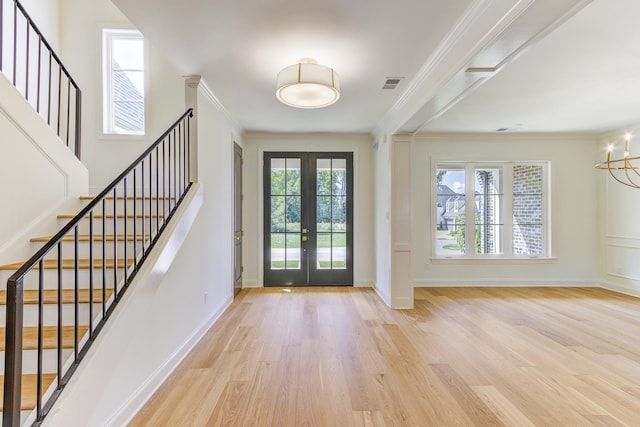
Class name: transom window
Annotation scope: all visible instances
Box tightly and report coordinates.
[102,29,145,135]
[435,162,549,258]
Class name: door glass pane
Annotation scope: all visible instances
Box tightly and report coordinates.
[317,233,331,269]
[332,159,347,195]
[435,167,465,255]
[286,158,301,195]
[332,233,347,269]
[332,196,347,232]
[285,233,301,269]
[270,233,285,269]
[271,196,285,232]
[270,158,286,195]
[317,195,331,232]
[285,196,301,232]
[270,233,301,270]
[317,159,331,195]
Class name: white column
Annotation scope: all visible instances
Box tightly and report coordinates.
[184,75,201,182]
[390,132,413,309]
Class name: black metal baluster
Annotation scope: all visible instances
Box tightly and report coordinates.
[176,123,184,195]
[154,146,164,234]
[173,130,177,210]
[75,86,81,158]
[113,188,118,298]
[167,134,171,217]
[57,241,62,384]
[47,51,52,125]
[25,16,29,99]
[102,199,106,317]
[0,0,3,72]
[154,149,158,238]
[36,259,44,420]
[36,35,42,113]
[142,159,146,254]
[123,177,128,284]
[162,140,166,229]
[187,113,193,182]
[133,168,138,270]
[66,79,71,147]
[12,0,17,85]
[89,210,94,337]
[74,225,79,360]
[150,152,154,248]
[57,65,61,136]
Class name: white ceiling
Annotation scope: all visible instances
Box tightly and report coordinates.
[111,0,640,136]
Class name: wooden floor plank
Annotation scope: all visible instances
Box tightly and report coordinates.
[129,287,640,426]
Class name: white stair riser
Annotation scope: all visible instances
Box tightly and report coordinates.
[80,198,176,216]
[58,217,164,236]
[0,303,103,327]
[0,349,74,375]
[1,268,126,291]
[32,240,146,261]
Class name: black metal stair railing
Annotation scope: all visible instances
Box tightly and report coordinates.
[3,109,193,426]
[0,0,81,158]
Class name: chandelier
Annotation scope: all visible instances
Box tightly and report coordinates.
[595,133,640,189]
[276,58,340,109]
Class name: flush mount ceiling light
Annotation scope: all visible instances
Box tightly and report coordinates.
[276,58,340,109]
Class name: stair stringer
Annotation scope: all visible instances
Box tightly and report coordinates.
[0,72,88,263]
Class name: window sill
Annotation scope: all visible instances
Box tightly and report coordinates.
[430,256,558,264]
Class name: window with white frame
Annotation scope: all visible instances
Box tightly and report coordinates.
[434,162,549,258]
[102,29,145,135]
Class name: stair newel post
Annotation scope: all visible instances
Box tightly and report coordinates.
[3,276,25,427]
[36,260,44,421]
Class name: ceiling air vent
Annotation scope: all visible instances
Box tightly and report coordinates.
[382,77,403,90]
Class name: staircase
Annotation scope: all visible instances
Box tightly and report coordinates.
[0,195,170,424]
[1,109,192,426]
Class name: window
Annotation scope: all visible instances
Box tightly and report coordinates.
[435,162,549,258]
[102,29,145,135]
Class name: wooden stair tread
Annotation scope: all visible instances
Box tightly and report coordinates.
[57,214,164,219]
[0,325,90,351]
[0,258,134,271]
[0,374,57,411]
[0,289,115,305]
[30,234,148,243]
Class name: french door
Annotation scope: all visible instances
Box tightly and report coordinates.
[263,152,353,286]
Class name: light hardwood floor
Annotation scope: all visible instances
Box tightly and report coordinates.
[129,287,640,426]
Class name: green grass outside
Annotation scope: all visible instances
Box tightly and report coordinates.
[271,232,346,249]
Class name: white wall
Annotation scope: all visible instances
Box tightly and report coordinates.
[413,133,600,286]
[18,0,61,49]
[59,0,186,191]
[597,128,640,297]
[373,135,391,304]
[242,132,376,288]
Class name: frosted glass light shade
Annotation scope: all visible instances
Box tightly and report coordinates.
[276,59,340,109]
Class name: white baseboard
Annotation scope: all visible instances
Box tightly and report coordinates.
[373,284,391,307]
[356,279,374,287]
[392,296,413,309]
[413,279,599,288]
[599,281,640,299]
[242,280,261,288]
[107,295,233,427]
